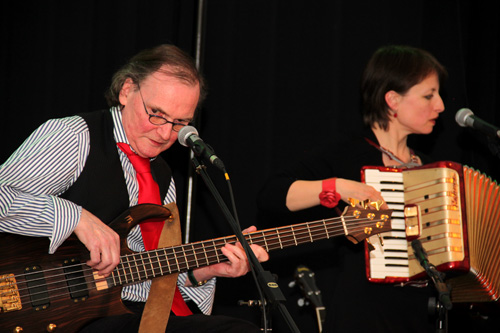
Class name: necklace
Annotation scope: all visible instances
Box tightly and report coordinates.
[365,138,421,169]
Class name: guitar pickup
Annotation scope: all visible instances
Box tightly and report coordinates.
[25,265,51,311]
[63,258,89,302]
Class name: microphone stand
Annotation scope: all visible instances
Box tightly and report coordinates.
[411,240,452,333]
[487,136,500,160]
[190,156,300,333]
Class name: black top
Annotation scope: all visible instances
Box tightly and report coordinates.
[257,128,436,333]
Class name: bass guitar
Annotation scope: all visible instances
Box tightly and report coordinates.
[0,203,392,332]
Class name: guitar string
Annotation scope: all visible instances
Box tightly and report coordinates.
[2,214,380,289]
[0,215,394,304]
[3,214,367,287]
[1,216,392,304]
[1,216,395,306]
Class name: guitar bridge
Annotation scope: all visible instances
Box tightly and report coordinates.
[0,274,22,313]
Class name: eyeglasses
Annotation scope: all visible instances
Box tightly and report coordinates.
[137,83,189,132]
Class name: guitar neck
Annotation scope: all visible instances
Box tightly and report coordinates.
[108,207,391,286]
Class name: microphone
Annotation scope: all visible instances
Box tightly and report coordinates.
[411,239,429,270]
[411,239,452,310]
[178,126,226,171]
[455,108,500,139]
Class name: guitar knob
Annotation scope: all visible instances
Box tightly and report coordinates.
[46,323,57,332]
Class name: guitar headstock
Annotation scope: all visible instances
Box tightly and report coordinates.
[341,202,393,244]
[293,265,324,309]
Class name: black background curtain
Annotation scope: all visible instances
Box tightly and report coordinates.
[2,0,500,332]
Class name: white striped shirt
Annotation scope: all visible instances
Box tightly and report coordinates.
[0,107,215,314]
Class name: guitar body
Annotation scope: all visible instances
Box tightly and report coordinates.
[0,204,173,333]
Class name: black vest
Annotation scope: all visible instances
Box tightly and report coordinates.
[60,110,171,224]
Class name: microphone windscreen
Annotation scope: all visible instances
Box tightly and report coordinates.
[178,126,199,147]
[455,108,473,127]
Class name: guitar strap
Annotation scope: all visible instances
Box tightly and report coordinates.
[139,202,181,333]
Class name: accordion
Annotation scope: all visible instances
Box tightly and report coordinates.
[362,161,500,303]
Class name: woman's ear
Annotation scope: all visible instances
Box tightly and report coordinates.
[384,90,401,112]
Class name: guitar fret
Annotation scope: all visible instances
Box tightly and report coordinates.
[110,270,117,286]
[213,240,220,263]
[138,253,147,280]
[201,242,209,266]
[128,254,136,281]
[307,223,313,242]
[181,245,189,270]
[146,252,154,278]
[124,255,133,283]
[291,226,298,246]
[151,251,162,277]
[172,247,180,272]
[165,248,172,274]
[323,219,330,239]
[116,261,125,286]
[276,228,283,249]
[262,231,269,251]
[157,250,165,276]
[191,244,199,268]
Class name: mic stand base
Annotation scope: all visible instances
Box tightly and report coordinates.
[428,297,448,333]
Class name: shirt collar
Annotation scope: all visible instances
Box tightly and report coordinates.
[111,106,157,161]
[111,106,128,144]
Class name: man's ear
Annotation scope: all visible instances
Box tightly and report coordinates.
[119,78,135,106]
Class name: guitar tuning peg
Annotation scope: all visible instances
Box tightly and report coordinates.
[377,234,384,246]
[297,297,306,307]
[348,198,359,207]
[361,199,371,209]
[369,200,384,211]
[288,281,296,288]
[366,238,375,252]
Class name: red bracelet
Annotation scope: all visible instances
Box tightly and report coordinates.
[319,178,341,208]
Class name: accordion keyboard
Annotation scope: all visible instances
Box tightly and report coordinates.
[363,168,410,281]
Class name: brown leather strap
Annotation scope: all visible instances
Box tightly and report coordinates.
[139,202,181,333]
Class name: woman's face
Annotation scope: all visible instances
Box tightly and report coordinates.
[391,72,445,135]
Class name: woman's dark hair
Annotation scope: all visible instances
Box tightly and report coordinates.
[361,45,448,130]
[105,44,206,108]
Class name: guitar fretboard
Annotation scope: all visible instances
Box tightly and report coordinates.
[107,208,391,286]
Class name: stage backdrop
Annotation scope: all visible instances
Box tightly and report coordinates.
[2,1,499,332]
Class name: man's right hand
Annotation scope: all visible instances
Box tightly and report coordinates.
[73,209,121,277]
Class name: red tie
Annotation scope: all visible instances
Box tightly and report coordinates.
[117,142,192,316]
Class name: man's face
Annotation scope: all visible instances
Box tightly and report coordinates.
[119,69,199,158]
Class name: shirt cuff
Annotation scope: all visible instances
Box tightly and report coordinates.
[177,272,217,315]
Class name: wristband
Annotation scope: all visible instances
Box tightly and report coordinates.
[187,270,207,287]
[319,178,341,208]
